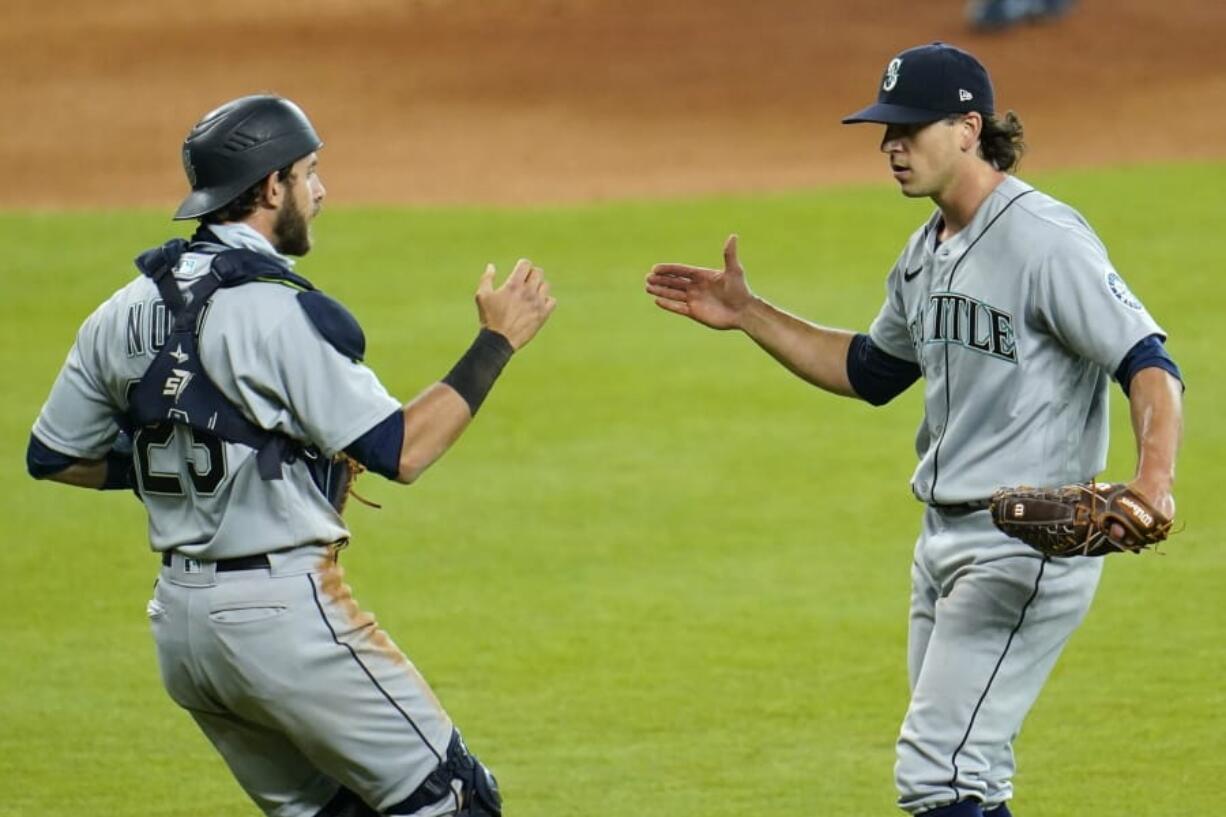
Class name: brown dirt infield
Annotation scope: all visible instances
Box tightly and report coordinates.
[1,0,1222,210]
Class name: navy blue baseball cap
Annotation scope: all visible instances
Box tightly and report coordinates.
[842,42,995,125]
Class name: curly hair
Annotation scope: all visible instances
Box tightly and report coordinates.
[201,164,295,224]
[977,111,1026,172]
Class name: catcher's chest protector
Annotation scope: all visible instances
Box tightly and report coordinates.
[126,238,316,483]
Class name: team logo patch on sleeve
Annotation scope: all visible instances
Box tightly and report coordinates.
[1105,271,1143,310]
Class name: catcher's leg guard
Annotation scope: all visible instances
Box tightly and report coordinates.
[386,730,501,816]
[314,786,380,817]
[921,802,985,817]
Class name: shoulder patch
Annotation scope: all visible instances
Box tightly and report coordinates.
[297,290,366,361]
[1105,271,1143,310]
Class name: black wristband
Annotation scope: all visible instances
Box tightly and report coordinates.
[100,451,135,491]
[442,329,514,415]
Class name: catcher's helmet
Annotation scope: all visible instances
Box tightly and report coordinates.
[173,95,323,221]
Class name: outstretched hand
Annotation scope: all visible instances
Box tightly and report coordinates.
[645,234,754,330]
[476,258,557,350]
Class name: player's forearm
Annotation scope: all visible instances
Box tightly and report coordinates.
[43,459,108,490]
[396,384,474,484]
[27,433,118,490]
[1127,367,1183,498]
[738,297,858,397]
[396,328,517,484]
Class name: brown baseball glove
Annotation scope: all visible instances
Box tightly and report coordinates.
[989,482,1172,557]
[333,454,382,515]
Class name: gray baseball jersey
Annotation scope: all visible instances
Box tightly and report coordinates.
[867,175,1163,503]
[32,222,401,558]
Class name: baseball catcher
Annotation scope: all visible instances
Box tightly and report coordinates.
[990,482,1173,557]
[27,94,553,817]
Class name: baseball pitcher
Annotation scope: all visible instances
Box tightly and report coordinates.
[645,43,1183,816]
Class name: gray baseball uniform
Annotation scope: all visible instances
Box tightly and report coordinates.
[35,224,397,559]
[867,175,1163,811]
[33,223,463,816]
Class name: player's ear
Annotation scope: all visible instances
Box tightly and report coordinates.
[258,171,283,209]
[960,113,983,152]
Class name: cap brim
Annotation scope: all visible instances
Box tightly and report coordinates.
[841,102,949,125]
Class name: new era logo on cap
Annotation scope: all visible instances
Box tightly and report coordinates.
[842,42,995,125]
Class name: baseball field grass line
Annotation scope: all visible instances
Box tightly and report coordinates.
[0,160,1221,816]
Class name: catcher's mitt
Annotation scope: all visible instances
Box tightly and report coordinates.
[989,482,1172,557]
[333,454,381,514]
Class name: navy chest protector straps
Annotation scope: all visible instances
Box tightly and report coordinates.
[126,237,317,482]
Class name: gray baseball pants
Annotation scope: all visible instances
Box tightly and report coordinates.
[148,545,461,817]
[896,507,1103,813]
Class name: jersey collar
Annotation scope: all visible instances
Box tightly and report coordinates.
[925,175,1035,257]
[200,222,297,270]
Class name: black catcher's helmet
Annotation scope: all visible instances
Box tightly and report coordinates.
[173,95,322,221]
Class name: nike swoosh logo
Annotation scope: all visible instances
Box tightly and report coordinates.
[903,266,923,282]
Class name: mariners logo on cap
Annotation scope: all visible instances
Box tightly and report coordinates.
[883,58,902,92]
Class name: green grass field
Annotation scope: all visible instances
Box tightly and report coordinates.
[1,162,1221,816]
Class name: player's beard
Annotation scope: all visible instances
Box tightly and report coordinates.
[272,196,313,257]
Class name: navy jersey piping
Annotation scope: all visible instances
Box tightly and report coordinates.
[307,574,444,765]
[947,556,1048,801]
[928,189,1035,503]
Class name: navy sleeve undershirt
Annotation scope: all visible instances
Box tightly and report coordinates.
[344,409,404,480]
[846,333,922,406]
[27,433,134,490]
[33,411,406,485]
[1114,333,1183,397]
[846,332,1180,405]
[26,433,78,479]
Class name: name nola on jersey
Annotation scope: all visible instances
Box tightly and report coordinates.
[126,299,212,357]
[909,291,1017,363]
